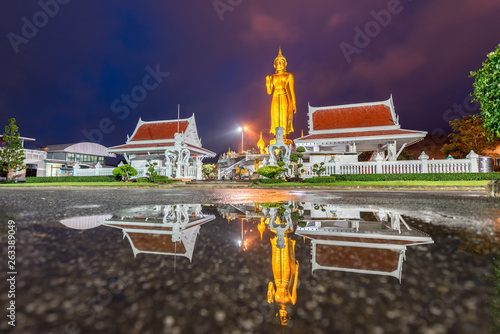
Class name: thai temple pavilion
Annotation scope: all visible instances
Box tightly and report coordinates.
[294,96,427,163]
[107,114,216,180]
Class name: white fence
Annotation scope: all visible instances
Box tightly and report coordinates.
[300,151,479,178]
[73,163,201,180]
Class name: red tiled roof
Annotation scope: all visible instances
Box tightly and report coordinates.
[131,121,189,141]
[313,104,394,130]
[296,129,422,141]
[186,143,216,155]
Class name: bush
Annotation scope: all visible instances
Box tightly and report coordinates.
[256,166,285,179]
[152,175,171,183]
[25,176,117,183]
[113,164,138,181]
[136,178,149,183]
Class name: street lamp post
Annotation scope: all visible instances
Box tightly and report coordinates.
[239,126,248,153]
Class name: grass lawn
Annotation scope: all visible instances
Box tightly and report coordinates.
[0,180,490,188]
[0,182,168,187]
[252,180,490,187]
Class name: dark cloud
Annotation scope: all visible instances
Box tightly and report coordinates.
[0,0,499,156]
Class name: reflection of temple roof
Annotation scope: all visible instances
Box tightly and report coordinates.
[104,212,215,261]
[59,214,113,230]
[296,215,433,281]
[122,226,200,259]
[314,244,404,277]
[104,216,210,231]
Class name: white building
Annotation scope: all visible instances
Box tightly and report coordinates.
[0,136,115,178]
[294,96,427,165]
[107,114,216,180]
[42,142,116,177]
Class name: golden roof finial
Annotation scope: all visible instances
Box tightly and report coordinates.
[257,132,266,154]
[301,129,304,137]
[274,46,287,64]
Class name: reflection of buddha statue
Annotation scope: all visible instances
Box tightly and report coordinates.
[266,47,296,143]
[267,214,299,326]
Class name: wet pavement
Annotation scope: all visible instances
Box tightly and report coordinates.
[1,188,500,333]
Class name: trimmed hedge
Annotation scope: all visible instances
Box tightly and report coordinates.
[305,173,500,183]
[25,175,117,183]
[152,175,171,183]
[304,176,336,183]
[253,178,286,184]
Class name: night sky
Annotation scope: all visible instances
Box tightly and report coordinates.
[1,0,500,159]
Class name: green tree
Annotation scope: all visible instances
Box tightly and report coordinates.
[112,164,138,181]
[289,146,305,178]
[470,43,500,137]
[312,162,326,177]
[441,115,500,158]
[145,159,158,183]
[0,118,27,180]
[202,163,216,179]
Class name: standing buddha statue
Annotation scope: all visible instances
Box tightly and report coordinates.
[266,47,296,145]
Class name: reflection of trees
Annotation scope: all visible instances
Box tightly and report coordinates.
[492,258,500,332]
[458,230,500,257]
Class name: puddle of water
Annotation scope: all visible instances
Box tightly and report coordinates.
[3,201,500,333]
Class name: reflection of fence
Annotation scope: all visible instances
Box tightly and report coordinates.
[301,151,479,178]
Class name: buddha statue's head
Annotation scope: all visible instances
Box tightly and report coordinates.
[274,47,287,72]
[276,305,290,326]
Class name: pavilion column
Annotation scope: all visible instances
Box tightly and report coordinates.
[375,153,384,174]
[419,152,429,173]
[387,141,397,161]
[176,162,182,178]
[196,156,203,180]
[467,150,479,173]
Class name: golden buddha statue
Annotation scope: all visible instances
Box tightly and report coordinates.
[266,47,296,145]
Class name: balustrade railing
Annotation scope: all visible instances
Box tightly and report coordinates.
[298,151,480,178]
